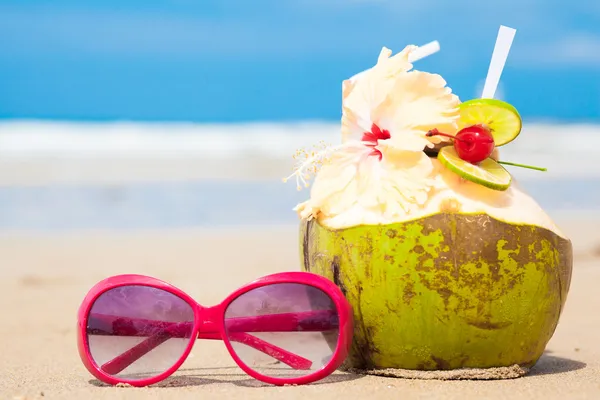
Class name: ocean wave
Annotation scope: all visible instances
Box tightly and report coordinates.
[0,120,597,182]
[0,120,336,158]
[0,119,598,157]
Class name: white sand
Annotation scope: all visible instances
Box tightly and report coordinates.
[1,216,599,399]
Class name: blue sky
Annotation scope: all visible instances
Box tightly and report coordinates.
[1,0,600,123]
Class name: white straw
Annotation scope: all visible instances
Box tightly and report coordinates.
[481,25,517,99]
[408,40,440,63]
[348,40,441,82]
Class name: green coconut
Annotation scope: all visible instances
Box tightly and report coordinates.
[284,42,573,375]
[300,208,573,372]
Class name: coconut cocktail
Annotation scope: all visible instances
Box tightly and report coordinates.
[283,28,572,374]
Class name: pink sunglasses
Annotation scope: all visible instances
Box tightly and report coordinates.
[77,272,353,387]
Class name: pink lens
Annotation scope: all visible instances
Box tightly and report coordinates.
[224,283,340,378]
[86,285,195,380]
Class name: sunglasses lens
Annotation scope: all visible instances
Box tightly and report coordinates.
[224,283,340,378]
[86,285,195,380]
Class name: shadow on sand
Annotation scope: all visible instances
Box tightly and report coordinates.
[89,350,586,388]
[89,366,365,388]
[526,350,587,377]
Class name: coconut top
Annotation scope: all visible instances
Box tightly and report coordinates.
[283,45,566,237]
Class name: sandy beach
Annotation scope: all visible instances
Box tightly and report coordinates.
[1,214,599,400]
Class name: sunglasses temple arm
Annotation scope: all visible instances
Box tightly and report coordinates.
[101,328,312,375]
[89,309,336,337]
[227,333,312,370]
[225,309,338,333]
[101,331,171,375]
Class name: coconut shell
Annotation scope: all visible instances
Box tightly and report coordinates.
[300,213,573,371]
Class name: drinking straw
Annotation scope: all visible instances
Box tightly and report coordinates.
[481,25,517,99]
[479,25,546,172]
[348,40,440,82]
[408,40,441,63]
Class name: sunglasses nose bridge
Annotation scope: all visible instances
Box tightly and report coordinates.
[197,306,223,338]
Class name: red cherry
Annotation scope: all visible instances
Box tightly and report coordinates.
[453,125,495,163]
[426,125,495,164]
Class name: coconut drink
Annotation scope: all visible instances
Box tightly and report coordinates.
[283,27,572,376]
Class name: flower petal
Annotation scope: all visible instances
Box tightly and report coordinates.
[341,45,417,143]
[297,141,436,222]
[376,147,435,213]
[386,71,461,150]
[299,142,370,217]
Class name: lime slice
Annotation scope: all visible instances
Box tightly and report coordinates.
[458,99,522,146]
[438,146,511,191]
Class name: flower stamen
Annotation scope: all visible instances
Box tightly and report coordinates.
[283,140,364,190]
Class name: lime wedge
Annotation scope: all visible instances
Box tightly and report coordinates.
[438,146,511,191]
[458,98,522,146]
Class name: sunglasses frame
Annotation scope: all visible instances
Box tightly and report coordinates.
[77,271,353,387]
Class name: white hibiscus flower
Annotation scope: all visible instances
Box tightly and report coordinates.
[285,45,461,226]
